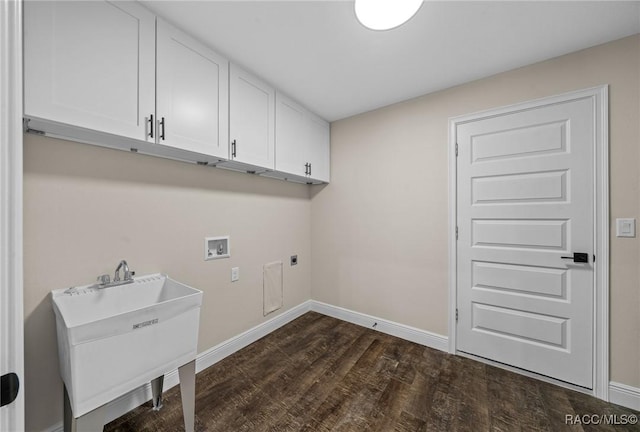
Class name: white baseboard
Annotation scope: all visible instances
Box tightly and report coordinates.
[195,300,313,373]
[44,299,639,432]
[41,423,64,432]
[48,299,448,430]
[309,300,449,352]
[609,381,640,411]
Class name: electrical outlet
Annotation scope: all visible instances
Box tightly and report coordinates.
[231,267,239,282]
[291,255,298,266]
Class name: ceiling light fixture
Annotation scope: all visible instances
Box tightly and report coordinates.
[355,0,423,31]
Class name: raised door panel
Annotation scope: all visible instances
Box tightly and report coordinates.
[24,1,155,141]
[229,65,275,169]
[275,93,307,177]
[156,19,229,159]
[306,112,330,183]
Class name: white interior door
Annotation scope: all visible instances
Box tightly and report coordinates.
[0,0,24,429]
[456,95,595,388]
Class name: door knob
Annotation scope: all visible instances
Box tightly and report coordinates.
[1,372,19,407]
[560,252,589,263]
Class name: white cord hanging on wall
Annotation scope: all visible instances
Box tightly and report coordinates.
[355,0,423,31]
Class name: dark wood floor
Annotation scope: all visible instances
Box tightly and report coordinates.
[105,312,639,432]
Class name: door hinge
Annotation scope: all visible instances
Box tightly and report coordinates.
[455,143,458,157]
[455,226,458,240]
[455,308,459,322]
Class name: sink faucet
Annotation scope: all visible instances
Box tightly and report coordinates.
[96,260,135,288]
[114,260,134,282]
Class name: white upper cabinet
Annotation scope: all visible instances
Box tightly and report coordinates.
[24,2,329,183]
[306,112,331,183]
[156,19,229,159]
[24,1,155,141]
[274,93,307,177]
[229,64,275,170]
[274,92,330,183]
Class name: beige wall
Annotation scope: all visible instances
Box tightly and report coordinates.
[23,135,311,431]
[311,35,640,388]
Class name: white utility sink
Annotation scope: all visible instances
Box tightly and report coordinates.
[52,273,202,419]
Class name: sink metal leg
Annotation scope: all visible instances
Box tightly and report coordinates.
[64,385,106,432]
[178,360,196,432]
[151,375,164,411]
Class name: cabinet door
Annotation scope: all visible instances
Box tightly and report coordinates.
[307,113,331,183]
[229,65,275,169]
[24,1,155,141]
[275,93,307,177]
[156,19,229,159]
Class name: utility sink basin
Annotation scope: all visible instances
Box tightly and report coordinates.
[52,274,202,417]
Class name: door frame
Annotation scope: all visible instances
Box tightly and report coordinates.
[0,0,25,429]
[448,86,609,400]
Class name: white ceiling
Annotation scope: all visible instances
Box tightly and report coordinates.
[141,1,640,122]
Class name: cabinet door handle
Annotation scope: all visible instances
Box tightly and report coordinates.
[308,163,312,176]
[232,140,237,158]
[159,117,166,141]
[304,163,309,175]
[148,114,154,139]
